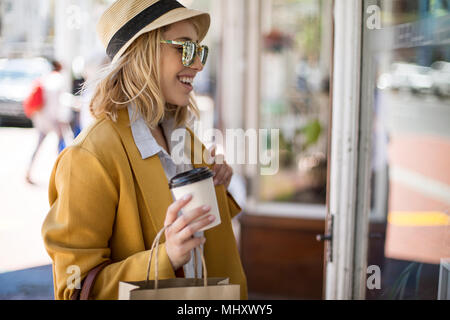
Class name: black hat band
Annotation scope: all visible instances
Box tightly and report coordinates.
[106,0,185,60]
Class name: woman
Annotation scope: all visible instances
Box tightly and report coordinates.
[42,0,247,300]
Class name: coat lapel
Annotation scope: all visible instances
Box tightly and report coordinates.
[185,126,212,170]
[113,108,172,234]
[112,109,241,284]
[185,127,241,280]
[112,109,217,236]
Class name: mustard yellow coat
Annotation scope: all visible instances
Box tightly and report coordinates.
[41,108,248,300]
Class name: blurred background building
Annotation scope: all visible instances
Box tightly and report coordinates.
[0,0,448,300]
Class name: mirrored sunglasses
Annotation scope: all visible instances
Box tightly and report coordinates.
[161,40,209,67]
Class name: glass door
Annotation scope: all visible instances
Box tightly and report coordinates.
[324,0,449,300]
[361,0,450,300]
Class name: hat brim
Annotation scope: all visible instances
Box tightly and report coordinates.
[111,8,210,64]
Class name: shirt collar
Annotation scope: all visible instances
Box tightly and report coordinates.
[127,104,184,160]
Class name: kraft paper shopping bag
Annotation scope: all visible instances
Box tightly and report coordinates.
[118,225,240,300]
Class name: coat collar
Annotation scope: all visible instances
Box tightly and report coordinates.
[126,105,161,159]
[127,105,184,160]
[113,108,212,234]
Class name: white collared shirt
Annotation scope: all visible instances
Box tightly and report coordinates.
[127,105,203,279]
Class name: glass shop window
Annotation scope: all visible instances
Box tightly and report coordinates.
[258,0,332,204]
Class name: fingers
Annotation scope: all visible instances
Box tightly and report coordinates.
[164,194,212,270]
[166,234,206,270]
[177,214,216,242]
[213,163,232,187]
[178,236,206,264]
[184,236,206,252]
[169,203,211,234]
[164,193,193,227]
[213,164,226,185]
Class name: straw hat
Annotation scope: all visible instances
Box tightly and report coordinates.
[97,0,210,63]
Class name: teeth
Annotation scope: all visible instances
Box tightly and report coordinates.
[179,76,193,84]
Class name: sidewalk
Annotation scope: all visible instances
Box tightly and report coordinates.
[0,127,55,273]
[0,265,53,300]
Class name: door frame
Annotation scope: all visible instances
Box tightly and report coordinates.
[324,0,370,299]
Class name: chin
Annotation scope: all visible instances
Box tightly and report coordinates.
[169,97,190,107]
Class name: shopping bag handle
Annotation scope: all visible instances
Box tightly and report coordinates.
[146,224,208,289]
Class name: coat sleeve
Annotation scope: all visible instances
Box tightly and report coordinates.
[42,146,176,300]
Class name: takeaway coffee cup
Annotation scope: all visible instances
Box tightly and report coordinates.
[169,167,221,231]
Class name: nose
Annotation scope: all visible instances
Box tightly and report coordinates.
[189,54,204,72]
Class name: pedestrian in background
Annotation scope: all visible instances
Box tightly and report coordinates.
[42,0,247,300]
[26,59,72,184]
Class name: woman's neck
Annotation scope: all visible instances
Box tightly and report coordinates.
[151,124,170,155]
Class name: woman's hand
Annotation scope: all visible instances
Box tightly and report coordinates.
[209,145,233,189]
[163,194,216,271]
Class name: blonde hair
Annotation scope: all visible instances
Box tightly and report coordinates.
[87,22,200,129]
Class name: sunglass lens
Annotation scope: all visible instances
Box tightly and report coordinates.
[200,46,209,65]
[183,42,196,66]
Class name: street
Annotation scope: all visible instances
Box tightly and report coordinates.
[0,128,57,271]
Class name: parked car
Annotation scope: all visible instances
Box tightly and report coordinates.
[0,57,52,127]
[430,61,450,97]
[378,62,433,94]
[408,64,434,93]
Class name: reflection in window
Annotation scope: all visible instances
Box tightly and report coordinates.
[258,0,331,204]
[364,0,449,300]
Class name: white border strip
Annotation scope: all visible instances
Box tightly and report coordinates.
[245,202,326,220]
[326,0,362,300]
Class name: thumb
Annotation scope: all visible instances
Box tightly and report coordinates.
[205,143,216,165]
[209,144,216,157]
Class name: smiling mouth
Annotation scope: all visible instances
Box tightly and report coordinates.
[178,76,194,91]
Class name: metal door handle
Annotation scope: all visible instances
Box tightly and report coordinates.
[316,234,332,242]
[319,215,334,262]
